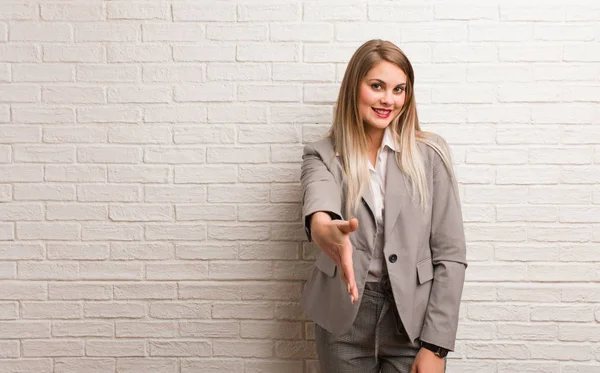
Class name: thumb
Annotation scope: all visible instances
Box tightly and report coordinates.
[410,357,418,373]
[334,217,359,234]
[348,216,359,232]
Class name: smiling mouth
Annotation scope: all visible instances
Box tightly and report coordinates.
[372,108,392,117]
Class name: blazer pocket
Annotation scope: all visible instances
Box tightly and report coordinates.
[315,252,337,277]
[416,257,434,284]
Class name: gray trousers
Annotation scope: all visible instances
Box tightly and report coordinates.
[315,280,446,373]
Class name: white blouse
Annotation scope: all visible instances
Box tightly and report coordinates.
[368,127,397,227]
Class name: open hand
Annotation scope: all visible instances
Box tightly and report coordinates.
[311,214,359,303]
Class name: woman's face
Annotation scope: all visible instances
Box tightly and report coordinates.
[358,60,407,134]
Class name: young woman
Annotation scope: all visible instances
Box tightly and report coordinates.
[300,39,467,373]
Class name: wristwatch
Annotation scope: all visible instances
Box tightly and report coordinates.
[420,341,449,358]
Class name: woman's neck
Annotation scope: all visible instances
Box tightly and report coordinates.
[366,128,385,154]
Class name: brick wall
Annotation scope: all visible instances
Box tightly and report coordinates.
[1,0,599,372]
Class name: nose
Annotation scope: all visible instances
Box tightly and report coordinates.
[380,90,393,106]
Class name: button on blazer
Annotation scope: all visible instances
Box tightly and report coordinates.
[299,133,467,351]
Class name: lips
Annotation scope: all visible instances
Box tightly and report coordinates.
[372,108,391,118]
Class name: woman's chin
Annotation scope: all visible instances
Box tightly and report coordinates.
[365,119,391,131]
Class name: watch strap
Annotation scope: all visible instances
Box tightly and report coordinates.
[420,341,449,358]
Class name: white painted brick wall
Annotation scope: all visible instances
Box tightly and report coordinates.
[0,0,599,372]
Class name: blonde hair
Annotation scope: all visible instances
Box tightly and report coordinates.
[330,39,456,218]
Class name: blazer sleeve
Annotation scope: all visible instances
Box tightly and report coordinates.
[420,143,468,351]
[301,142,342,242]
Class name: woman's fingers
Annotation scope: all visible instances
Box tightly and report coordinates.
[340,242,357,303]
[329,245,355,302]
[316,218,360,303]
[330,218,359,302]
[338,264,349,292]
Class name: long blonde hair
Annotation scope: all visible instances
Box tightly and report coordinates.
[330,39,456,218]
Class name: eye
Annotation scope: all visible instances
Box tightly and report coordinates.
[394,86,405,93]
[371,83,381,90]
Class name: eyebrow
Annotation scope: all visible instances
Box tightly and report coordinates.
[367,78,406,86]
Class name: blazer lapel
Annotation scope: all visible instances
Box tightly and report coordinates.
[335,152,377,222]
[384,153,415,243]
[361,184,376,222]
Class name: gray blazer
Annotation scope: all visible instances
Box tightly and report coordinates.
[299,134,467,351]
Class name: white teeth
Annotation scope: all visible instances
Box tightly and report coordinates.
[374,109,390,114]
